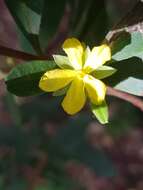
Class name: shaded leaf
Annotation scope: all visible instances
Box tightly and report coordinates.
[53,85,69,97]
[39,0,67,49]
[105,57,143,87]
[73,0,108,45]
[5,61,57,96]
[5,0,68,52]
[106,1,143,42]
[5,0,43,54]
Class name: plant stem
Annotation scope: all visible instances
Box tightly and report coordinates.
[0,45,50,61]
[107,86,143,112]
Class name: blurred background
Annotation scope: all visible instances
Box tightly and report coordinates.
[0,0,143,189]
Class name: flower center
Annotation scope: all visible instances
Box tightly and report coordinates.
[76,70,86,79]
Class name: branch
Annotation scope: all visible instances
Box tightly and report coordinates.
[107,86,143,112]
[0,45,50,61]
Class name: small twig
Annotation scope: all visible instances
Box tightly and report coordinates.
[107,86,143,112]
[0,45,50,61]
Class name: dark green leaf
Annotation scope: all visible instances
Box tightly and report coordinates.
[5,0,43,54]
[39,0,67,49]
[5,61,57,96]
[105,57,143,87]
[5,0,68,52]
[73,0,108,45]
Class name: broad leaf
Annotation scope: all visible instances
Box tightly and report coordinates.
[105,57,143,87]
[106,1,143,42]
[39,0,67,49]
[5,61,57,96]
[5,0,68,52]
[5,0,43,54]
[115,77,143,96]
[73,0,108,44]
[105,56,143,96]
[111,32,143,61]
[91,101,108,124]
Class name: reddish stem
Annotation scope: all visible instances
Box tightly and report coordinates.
[0,45,50,61]
[107,86,143,112]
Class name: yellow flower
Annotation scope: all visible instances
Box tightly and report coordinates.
[39,38,115,115]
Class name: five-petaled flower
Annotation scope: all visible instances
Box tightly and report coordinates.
[39,38,116,115]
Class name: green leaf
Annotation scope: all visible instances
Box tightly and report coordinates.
[105,57,143,87]
[92,65,117,79]
[91,101,108,124]
[73,0,108,44]
[5,0,43,54]
[5,61,57,96]
[115,77,143,96]
[111,32,143,61]
[17,29,36,54]
[5,0,68,52]
[39,0,67,49]
[53,55,73,69]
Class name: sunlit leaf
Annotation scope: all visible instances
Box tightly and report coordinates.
[91,101,108,124]
[115,77,143,96]
[111,32,143,61]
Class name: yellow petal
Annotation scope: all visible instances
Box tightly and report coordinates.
[83,44,111,73]
[84,74,106,105]
[39,69,76,92]
[62,38,83,70]
[62,76,86,115]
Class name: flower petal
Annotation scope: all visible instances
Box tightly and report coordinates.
[39,69,76,92]
[62,76,86,115]
[62,38,83,70]
[84,44,111,73]
[84,75,106,105]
